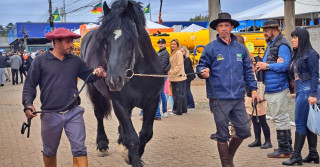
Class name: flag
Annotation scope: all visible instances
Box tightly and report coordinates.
[53,8,61,21]
[143,4,150,14]
[91,3,102,14]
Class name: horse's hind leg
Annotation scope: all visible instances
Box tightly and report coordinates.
[87,84,111,157]
[138,98,158,157]
[112,100,143,167]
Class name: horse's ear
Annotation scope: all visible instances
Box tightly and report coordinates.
[125,1,135,20]
[103,1,111,16]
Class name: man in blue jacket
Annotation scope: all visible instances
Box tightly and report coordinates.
[256,20,292,158]
[197,13,259,167]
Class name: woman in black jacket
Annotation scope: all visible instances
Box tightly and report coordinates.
[18,51,27,83]
[282,28,319,166]
[180,46,196,109]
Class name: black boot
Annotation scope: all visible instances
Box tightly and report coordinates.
[261,138,272,149]
[288,130,293,153]
[303,128,319,164]
[228,136,243,167]
[282,132,306,165]
[268,130,291,158]
[248,138,261,147]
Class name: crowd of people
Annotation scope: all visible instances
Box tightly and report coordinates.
[196,12,319,167]
[145,37,197,120]
[0,50,35,86]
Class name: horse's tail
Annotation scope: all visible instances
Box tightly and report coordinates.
[87,83,112,118]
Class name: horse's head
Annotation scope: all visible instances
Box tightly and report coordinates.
[97,1,145,91]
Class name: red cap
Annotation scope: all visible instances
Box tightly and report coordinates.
[45,28,81,41]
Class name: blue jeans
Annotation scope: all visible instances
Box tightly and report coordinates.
[0,68,5,84]
[294,80,312,135]
[186,80,195,108]
[155,78,167,118]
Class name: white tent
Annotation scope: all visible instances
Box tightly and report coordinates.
[146,20,169,29]
[181,24,206,32]
[233,0,320,20]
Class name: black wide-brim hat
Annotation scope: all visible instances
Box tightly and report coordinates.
[209,12,240,30]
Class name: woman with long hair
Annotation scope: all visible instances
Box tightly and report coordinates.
[282,28,319,166]
[168,39,187,115]
[18,51,27,83]
[233,34,272,149]
[180,46,196,109]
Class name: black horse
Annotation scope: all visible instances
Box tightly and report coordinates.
[81,0,164,166]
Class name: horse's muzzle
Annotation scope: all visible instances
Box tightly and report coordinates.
[106,75,125,91]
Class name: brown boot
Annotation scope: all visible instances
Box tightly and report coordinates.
[73,156,88,167]
[217,142,232,167]
[43,154,57,167]
[228,136,243,167]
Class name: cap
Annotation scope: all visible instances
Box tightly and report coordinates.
[157,38,166,44]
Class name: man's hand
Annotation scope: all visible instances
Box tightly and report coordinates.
[308,97,317,105]
[277,57,284,63]
[25,105,37,119]
[251,91,260,104]
[201,68,210,78]
[94,66,106,78]
[256,62,268,72]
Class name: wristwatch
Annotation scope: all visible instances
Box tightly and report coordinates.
[266,64,270,70]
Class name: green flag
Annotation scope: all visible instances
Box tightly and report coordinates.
[53,8,61,21]
[143,4,150,14]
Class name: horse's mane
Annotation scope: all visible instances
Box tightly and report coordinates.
[96,0,146,46]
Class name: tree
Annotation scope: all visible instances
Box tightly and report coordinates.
[5,23,14,31]
[190,14,209,21]
[0,25,5,31]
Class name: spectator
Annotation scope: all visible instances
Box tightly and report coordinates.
[196,13,258,167]
[231,34,272,149]
[18,51,27,83]
[155,38,171,119]
[164,78,174,112]
[282,28,319,165]
[256,20,292,158]
[168,39,187,115]
[24,53,33,72]
[180,46,196,109]
[0,52,6,86]
[4,52,11,82]
[9,51,22,85]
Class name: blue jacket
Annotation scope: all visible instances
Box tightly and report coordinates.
[263,36,291,93]
[295,49,319,97]
[196,34,257,100]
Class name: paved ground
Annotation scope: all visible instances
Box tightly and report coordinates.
[0,78,319,167]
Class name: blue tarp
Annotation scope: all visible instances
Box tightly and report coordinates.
[9,22,96,43]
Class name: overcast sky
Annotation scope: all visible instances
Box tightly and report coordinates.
[0,0,271,26]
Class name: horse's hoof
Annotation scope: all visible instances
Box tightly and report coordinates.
[118,144,130,164]
[97,148,109,157]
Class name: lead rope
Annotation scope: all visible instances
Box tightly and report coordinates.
[125,69,202,79]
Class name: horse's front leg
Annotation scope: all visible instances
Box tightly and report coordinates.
[94,108,109,157]
[113,100,142,167]
[138,98,159,157]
